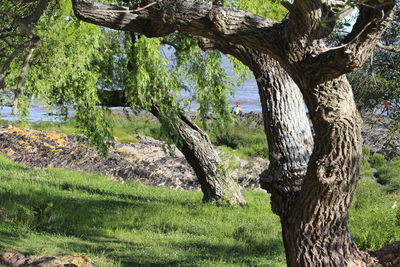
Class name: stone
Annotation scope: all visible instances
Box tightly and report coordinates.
[0,127,266,190]
[0,252,93,267]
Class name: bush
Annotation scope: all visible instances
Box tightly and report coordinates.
[370,153,386,169]
[362,147,371,157]
[209,121,268,158]
[360,157,373,177]
[376,157,400,193]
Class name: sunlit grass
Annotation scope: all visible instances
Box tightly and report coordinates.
[0,155,285,266]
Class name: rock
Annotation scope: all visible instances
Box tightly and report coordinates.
[360,112,400,158]
[0,252,93,267]
[0,127,266,190]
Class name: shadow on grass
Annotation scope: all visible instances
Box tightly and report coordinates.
[61,235,284,266]
[54,181,196,207]
[0,187,284,265]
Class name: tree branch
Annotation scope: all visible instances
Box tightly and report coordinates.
[71,0,284,59]
[376,42,400,53]
[296,1,395,86]
[0,39,36,90]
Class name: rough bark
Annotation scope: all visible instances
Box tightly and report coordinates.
[199,38,313,217]
[282,76,372,266]
[72,0,395,85]
[151,106,245,205]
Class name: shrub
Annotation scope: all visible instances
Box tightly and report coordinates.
[362,147,371,157]
[370,153,386,169]
[360,158,373,177]
[350,179,400,250]
[376,157,400,193]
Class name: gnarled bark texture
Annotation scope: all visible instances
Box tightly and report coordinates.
[151,106,245,205]
[199,38,313,216]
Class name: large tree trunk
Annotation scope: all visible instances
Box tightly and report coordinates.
[280,76,377,266]
[210,41,396,265]
[199,39,313,214]
[150,106,245,205]
[251,54,313,218]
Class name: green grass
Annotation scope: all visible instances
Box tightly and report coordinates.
[349,179,400,250]
[208,120,268,159]
[0,155,399,266]
[0,155,285,266]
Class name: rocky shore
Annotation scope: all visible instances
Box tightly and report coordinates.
[0,126,266,190]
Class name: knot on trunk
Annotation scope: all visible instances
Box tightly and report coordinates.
[260,167,302,217]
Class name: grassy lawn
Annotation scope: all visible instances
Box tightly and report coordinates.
[0,155,398,266]
[0,117,399,266]
[0,155,285,266]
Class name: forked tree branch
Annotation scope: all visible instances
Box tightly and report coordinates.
[296,0,396,86]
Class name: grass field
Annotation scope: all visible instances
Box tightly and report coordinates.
[0,155,285,266]
[0,154,399,266]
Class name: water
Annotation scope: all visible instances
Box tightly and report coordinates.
[1,51,262,122]
[0,105,62,122]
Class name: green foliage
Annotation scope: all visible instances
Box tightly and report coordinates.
[361,151,400,193]
[107,113,163,142]
[360,158,373,177]
[235,0,287,20]
[360,147,373,177]
[0,155,285,266]
[347,8,400,139]
[209,120,268,158]
[20,0,113,153]
[362,147,371,157]
[375,157,400,193]
[370,153,387,169]
[349,179,400,250]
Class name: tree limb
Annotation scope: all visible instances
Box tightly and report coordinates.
[0,39,36,90]
[376,42,400,53]
[71,0,284,59]
[296,1,395,86]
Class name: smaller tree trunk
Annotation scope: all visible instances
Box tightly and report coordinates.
[150,105,245,205]
[97,91,245,205]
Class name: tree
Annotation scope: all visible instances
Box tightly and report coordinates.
[98,31,245,205]
[3,0,245,205]
[71,0,399,266]
[348,7,400,158]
